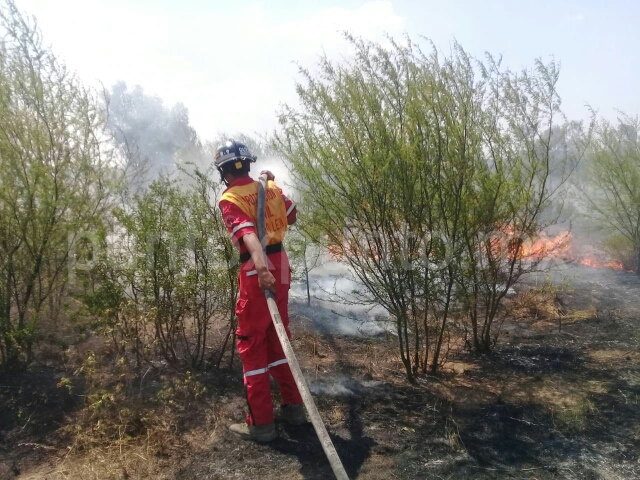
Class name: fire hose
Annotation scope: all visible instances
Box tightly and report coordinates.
[257,174,349,480]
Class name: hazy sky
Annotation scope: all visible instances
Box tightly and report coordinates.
[15,0,640,142]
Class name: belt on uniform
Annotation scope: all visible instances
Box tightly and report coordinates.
[240,242,283,264]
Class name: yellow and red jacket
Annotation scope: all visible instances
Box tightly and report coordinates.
[219,177,296,253]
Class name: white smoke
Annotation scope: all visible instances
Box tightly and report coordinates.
[289,261,395,337]
[309,375,383,397]
[253,155,298,200]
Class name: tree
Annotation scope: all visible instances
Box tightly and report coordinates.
[273,35,473,381]
[273,34,587,381]
[583,114,640,274]
[456,56,588,353]
[0,0,123,367]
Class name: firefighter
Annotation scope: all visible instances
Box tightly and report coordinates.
[215,139,305,442]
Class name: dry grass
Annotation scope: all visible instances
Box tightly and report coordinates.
[507,283,598,337]
[9,327,228,480]
[327,405,347,425]
[293,326,405,383]
[443,413,464,450]
[561,305,598,324]
[21,443,163,480]
[441,360,478,376]
[509,286,562,321]
[17,388,221,480]
[588,348,640,363]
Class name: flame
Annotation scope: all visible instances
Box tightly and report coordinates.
[327,243,343,261]
[579,257,623,271]
[326,227,629,273]
[519,231,572,260]
[496,227,572,262]
[509,228,625,271]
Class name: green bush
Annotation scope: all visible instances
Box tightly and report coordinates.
[85,173,238,371]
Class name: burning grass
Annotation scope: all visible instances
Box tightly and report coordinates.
[510,227,633,273]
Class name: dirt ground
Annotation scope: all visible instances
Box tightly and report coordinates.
[2,264,639,479]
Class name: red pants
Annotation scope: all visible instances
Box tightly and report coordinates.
[235,251,302,425]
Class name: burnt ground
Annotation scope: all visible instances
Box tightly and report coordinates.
[5,264,640,479]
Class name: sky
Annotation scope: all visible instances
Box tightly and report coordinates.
[14,0,640,143]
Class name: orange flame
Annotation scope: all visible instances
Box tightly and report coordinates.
[327,228,628,273]
[510,228,625,271]
[579,257,623,271]
[519,231,572,260]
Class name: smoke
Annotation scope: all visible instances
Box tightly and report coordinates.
[290,299,392,337]
[290,261,395,337]
[252,153,397,336]
[106,82,202,190]
[309,375,383,397]
[252,154,299,200]
[309,380,355,397]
